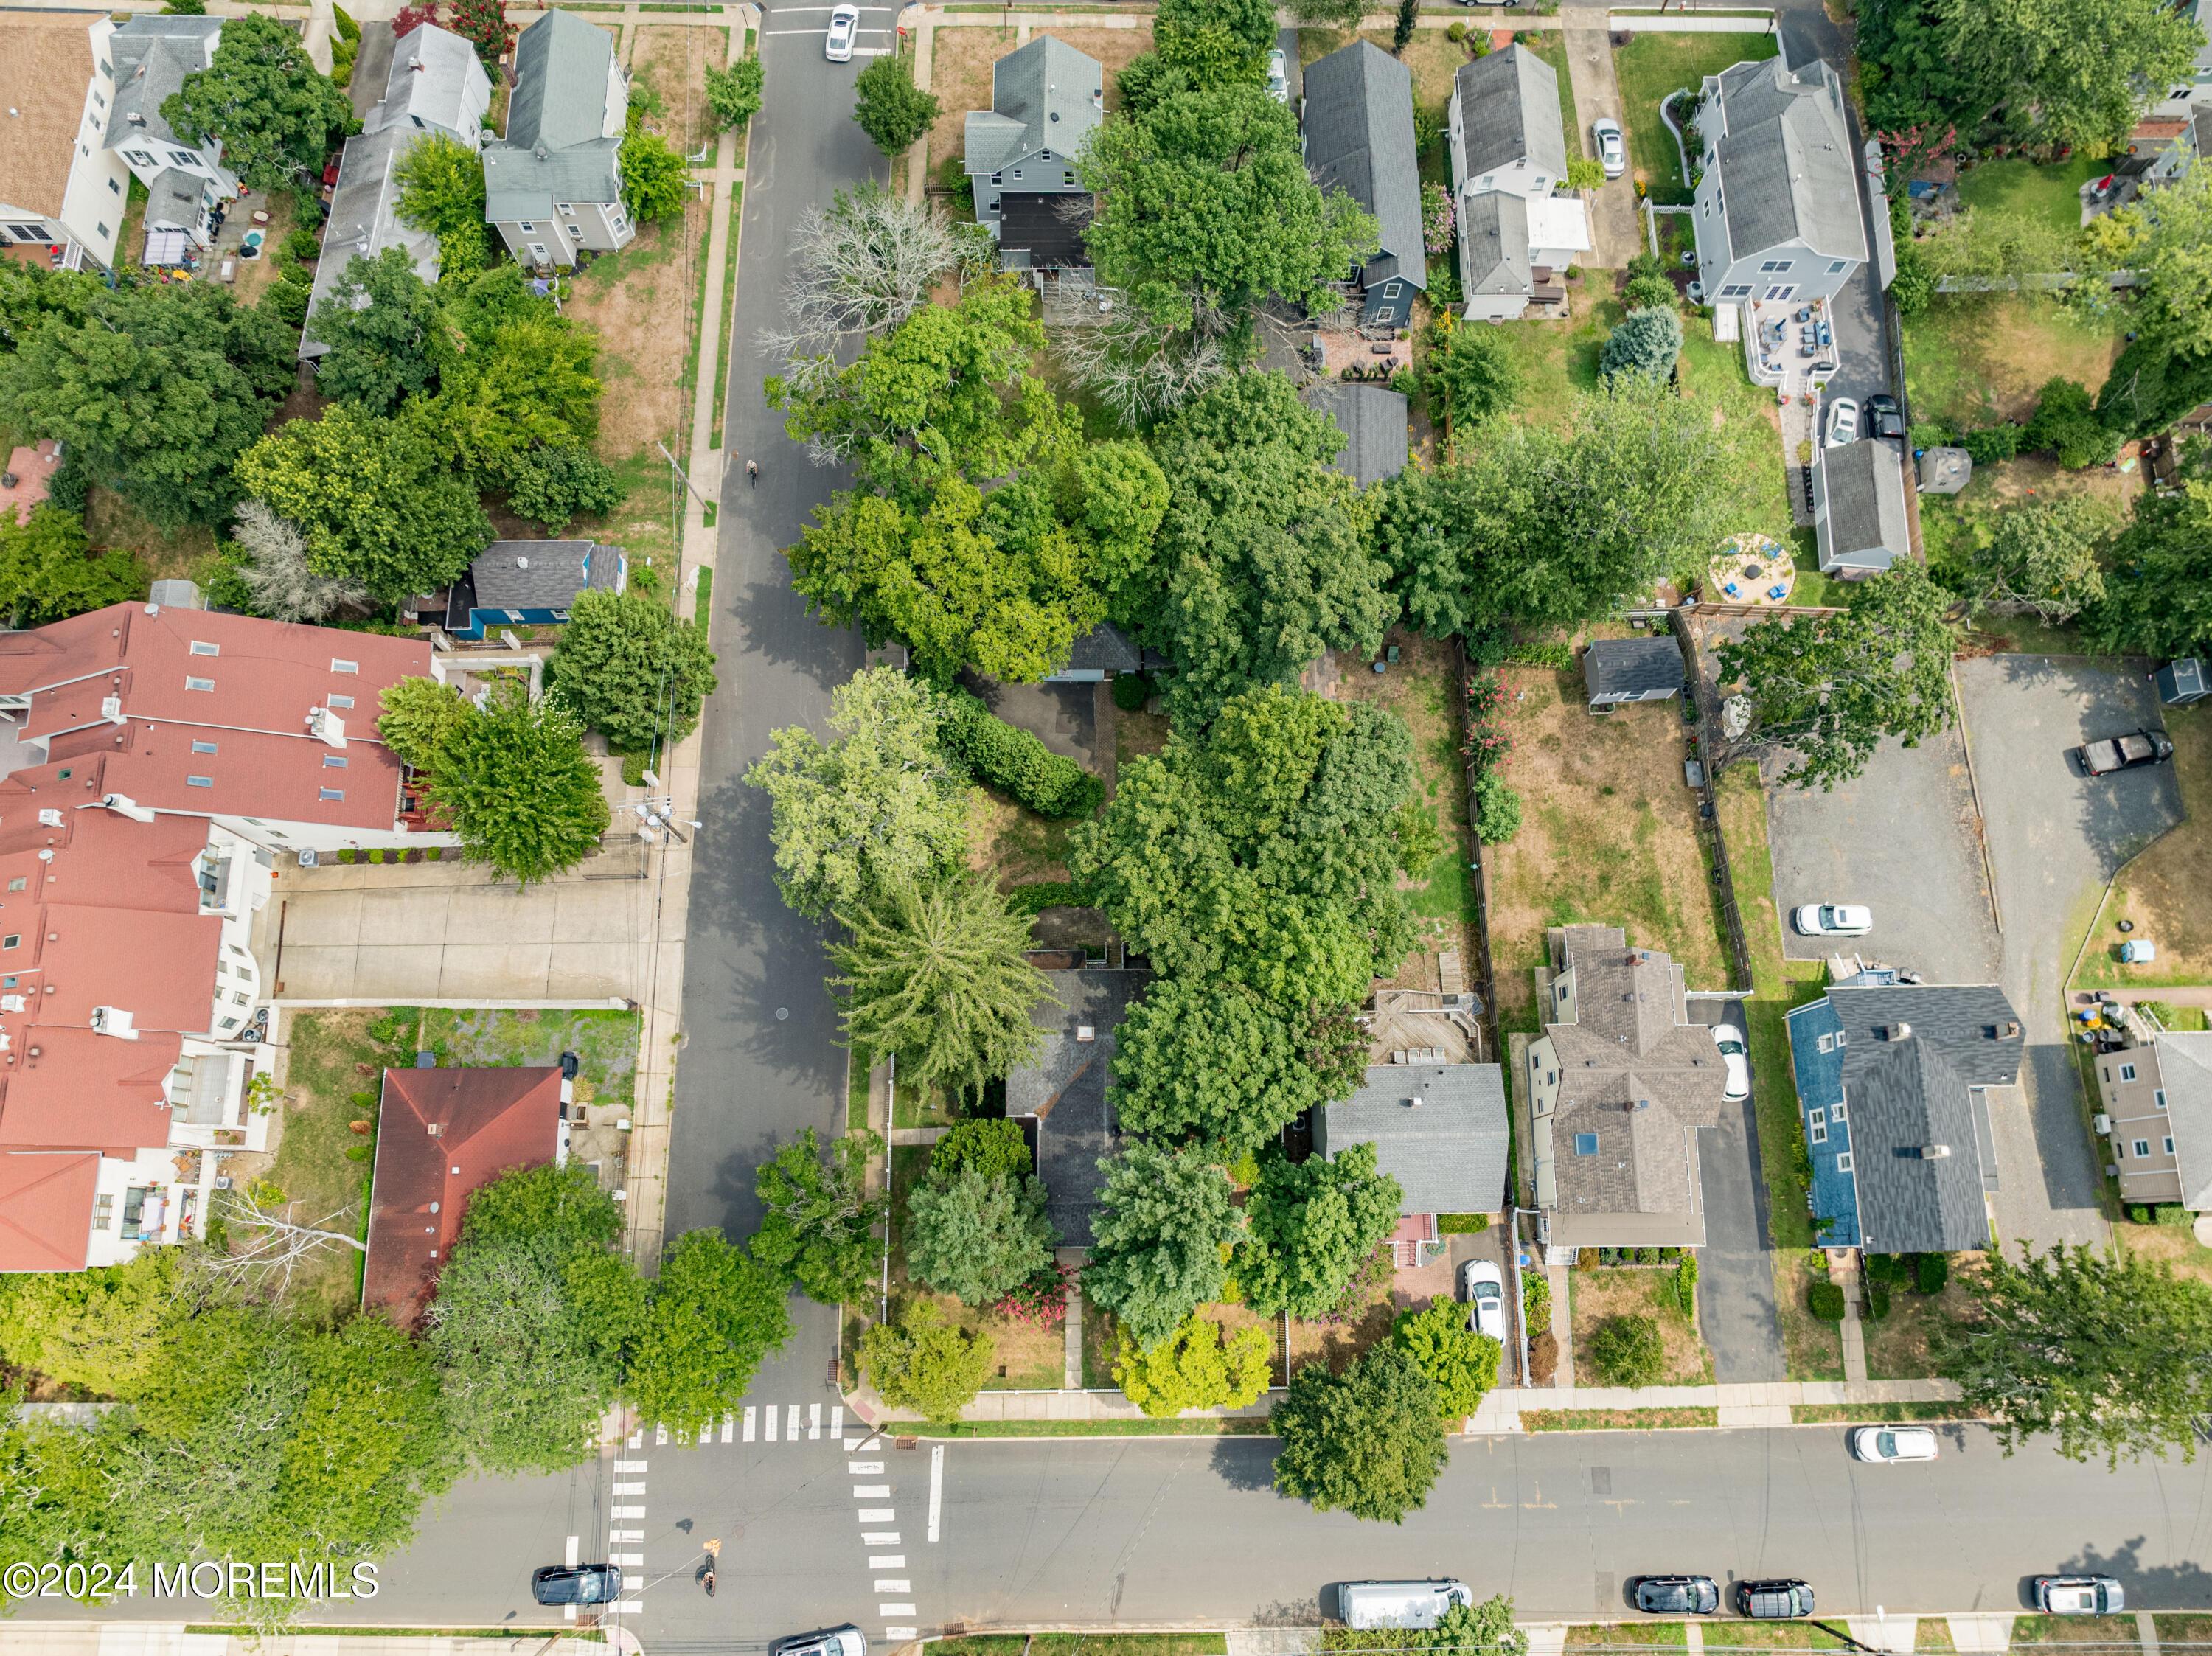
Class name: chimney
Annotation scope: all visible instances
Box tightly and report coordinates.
[1919,1144,1952,1159]
[1408,1095,1424,1108]
[1882,1021,1913,1041]
[427,1122,442,1137]
[100,793,156,822]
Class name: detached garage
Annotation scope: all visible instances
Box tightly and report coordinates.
[1583,636,1685,709]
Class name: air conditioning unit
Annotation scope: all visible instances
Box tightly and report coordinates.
[88,1006,138,1039]
[37,808,61,827]
[2093,1113,2112,1135]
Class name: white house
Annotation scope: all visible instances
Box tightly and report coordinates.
[1447,46,1590,321]
[0,21,128,272]
[1692,57,1867,310]
[481,9,636,271]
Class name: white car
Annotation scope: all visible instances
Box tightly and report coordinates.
[1851,1425,1938,1463]
[1593,118,1625,179]
[1460,1259,1506,1342]
[1711,1023,1750,1102]
[1794,902,1873,937]
[824,2,859,61]
[1825,397,1860,448]
[1266,47,1289,102]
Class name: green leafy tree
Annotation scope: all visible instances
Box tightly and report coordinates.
[1080,83,1381,333]
[626,1228,795,1428]
[932,1118,1032,1180]
[1270,1345,1449,1523]
[377,675,476,772]
[0,1250,183,1397]
[1110,979,1357,1155]
[1082,1142,1243,1351]
[1599,305,1683,380]
[1157,0,1277,55]
[2021,376,2124,470]
[546,587,719,754]
[308,246,450,414]
[462,1159,625,1253]
[619,114,691,225]
[0,504,145,626]
[750,1126,886,1307]
[2084,436,2212,658]
[746,666,975,918]
[415,310,604,487]
[829,872,1054,1097]
[502,444,626,529]
[2097,333,2212,441]
[1391,1300,1503,1421]
[1427,321,1521,431]
[863,1298,995,1421]
[1941,1242,2212,1465]
[1713,561,1957,790]
[1144,372,1394,720]
[1473,771,1523,844]
[1964,493,2113,621]
[393,130,493,282]
[1588,1313,1667,1387]
[906,1166,1058,1306]
[706,55,766,131]
[236,405,493,599]
[1114,1311,1272,1416]
[1621,251,1677,311]
[1237,1141,1403,1320]
[161,15,357,192]
[853,53,942,156]
[1565,156,1607,192]
[423,677,612,886]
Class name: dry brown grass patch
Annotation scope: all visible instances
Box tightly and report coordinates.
[631,25,724,156]
[2117,1213,2212,1287]
[967,789,1074,889]
[2079,700,2212,989]
[1570,1265,1712,1385]
[925,27,1014,170]
[566,197,711,459]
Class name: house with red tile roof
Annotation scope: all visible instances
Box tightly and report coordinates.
[364,1063,564,1323]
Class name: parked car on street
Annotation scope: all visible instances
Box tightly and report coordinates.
[1461,1259,1506,1341]
[824,3,859,60]
[532,1565,624,1606]
[1737,1581,1816,1618]
[2036,1577,2125,1615]
[2077,730,2174,776]
[1851,1425,1938,1462]
[1711,1023,1750,1102]
[1340,1582,1472,1629]
[1794,903,1874,937]
[1634,1577,1720,1615]
[1866,394,1906,440]
[1593,119,1625,178]
[1267,47,1289,101]
[1825,398,1860,447]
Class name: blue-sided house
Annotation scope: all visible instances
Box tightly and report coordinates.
[436,540,627,640]
[1785,977,2025,1254]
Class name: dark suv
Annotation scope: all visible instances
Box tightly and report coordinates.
[1866,394,1906,440]
[1738,1580,1816,1619]
[532,1565,623,1606]
[1635,1577,1720,1615]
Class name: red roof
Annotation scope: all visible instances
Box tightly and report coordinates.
[0,1150,99,1271]
[0,1026,184,1157]
[0,807,209,915]
[0,726,405,835]
[364,1066,562,1324]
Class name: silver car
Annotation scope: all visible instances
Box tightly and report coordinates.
[1460,1259,1506,1341]
[824,3,859,61]
[1826,397,1860,447]
[1592,118,1626,179]
[773,1629,867,1656]
[1266,47,1289,102]
[1711,1023,1750,1102]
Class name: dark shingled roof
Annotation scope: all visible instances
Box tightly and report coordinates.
[1826,982,2022,1253]
[1821,437,1910,571]
[1460,191,1531,298]
[105,17,224,153]
[1317,1064,1510,1214]
[1062,622,1141,675]
[1711,58,1868,265]
[1302,383,1409,487]
[1454,46,1571,185]
[470,540,625,610]
[1583,636,1684,700]
[1304,40,1427,296]
[1006,969,1140,1248]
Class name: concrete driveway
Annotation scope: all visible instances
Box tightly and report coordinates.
[1956,654,2182,1253]
[1561,4,1640,268]
[1688,994,1784,1382]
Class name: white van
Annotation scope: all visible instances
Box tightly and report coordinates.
[1339,1581,1473,1629]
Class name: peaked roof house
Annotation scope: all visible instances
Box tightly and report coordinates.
[2093,1029,2212,1214]
[481,9,637,271]
[1691,57,1868,310]
[1786,981,2023,1253]
[1583,636,1685,707]
[1303,382,1409,486]
[433,540,628,640]
[964,35,1101,269]
[1317,1062,1509,1263]
[1304,40,1425,327]
[1447,46,1590,321]
[0,21,121,273]
[1524,924,1728,1251]
[1814,436,1910,577]
[368,22,493,149]
[1006,968,1138,1247]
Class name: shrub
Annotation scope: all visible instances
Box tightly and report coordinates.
[1659,1246,1681,1262]
[2158,1205,2198,1227]
[1523,1270,1551,1329]
[1599,1246,1620,1266]
[703,55,765,133]
[1865,1252,1907,1284]
[1575,1248,1599,1270]
[941,689,1104,819]
[930,1117,1031,1180]
[1473,771,1523,844]
[1864,1281,1892,1321]
[1672,1253,1698,1316]
[2022,376,2122,469]
[1960,423,2019,466]
[2129,1203,2156,1223]
[1588,1314,1666,1388]
[1528,1329,1559,1384]
[1634,1246,1658,1266]
[1436,1213,1490,1234]
[1910,420,1955,451]
[1599,305,1683,382]
[1006,880,1082,915]
[282,226,323,263]
[1916,1252,1950,1294]
[1110,672,1155,712]
[1809,1281,1846,1321]
[1502,640,1574,669]
[1446,19,1466,39]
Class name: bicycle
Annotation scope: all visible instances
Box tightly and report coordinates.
[746,460,759,487]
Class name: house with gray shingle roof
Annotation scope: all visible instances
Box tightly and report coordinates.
[1691,57,1868,310]
[1303,382,1408,487]
[1786,982,2023,1254]
[1447,46,1590,321]
[1304,40,1425,327]
[964,35,1101,268]
[1583,636,1685,707]
[1814,436,1910,577]
[101,15,237,201]
[1525,924,1728,1252]
[1317,1063,1510,1221]
[1006,967,1138,1248]
[368,22,493,151]
[481,9,636,271]
[436,540,627,640]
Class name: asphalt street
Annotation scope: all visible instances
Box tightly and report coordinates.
[661,0,883,1401]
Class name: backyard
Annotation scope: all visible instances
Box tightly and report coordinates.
[2074,700,2212,989]
[1955,153,2101,234]
[1901,294,2126,431]
[1611,31,1780,203]
[1918,452,2140,592]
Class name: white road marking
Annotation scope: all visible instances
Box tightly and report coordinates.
[622,1573,641,1590]
[874,1580,911,1593]
[722,1413,735,1444]
[744,1406,757,1442]
[613,1483,647,1495]
[831,1405,844,1436]
[858,1508,896,1523]
[858,1436,883,1451]
[610,1529,644,1542]
[854,1483,891,1497]
[809,1403,823,1441]
[869,1554,906,1569]
[862,1532,900,1545]
[611,1506,647,1518]
[849,1461,885,1474]
[928,1444,945,1543]
[765,1407,779,1442]
[787,1405,801,1438]
[612,1554,643,1567]
[627,1430,644,1448]
[565,1535,580,1568]
[878,1604,918,1618]
[613,1461,649,1472]
[606,1603,644,1616]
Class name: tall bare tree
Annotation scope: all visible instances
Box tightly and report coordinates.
[231,499,370,623]
[757,184,992,366]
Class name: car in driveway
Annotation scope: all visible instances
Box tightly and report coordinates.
[1593,119,1625,178]
[1634,1577,1719,1615]
[532,1565,623,1606]
[1866,393,1906,440]
[1794,902,1874,937]
[1711,1023,1750,1102]
[1461,1259,1506,1341]
[1825,397,1860,447]
[1738,1580,1816,1619]
[824,3,859,60]
[2035,1576,2125,1615]
[1851,1424,1938,1462]
[2077,729,2174,776]
[1266,46,1289,101]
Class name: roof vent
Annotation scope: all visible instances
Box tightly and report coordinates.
[409,55,425,71]
[516,555,529,568]
[534,142,549,161]
[88,1006,137,1040]
[427,1122,442,1137]
[1883,1021,1912,1041]
[2004,1020,2020,1037]
[1050,111,1060,122]
[1919,1144,1952,1158]
[1075,1024,1096,1042]
[1408,1095,1424,1108]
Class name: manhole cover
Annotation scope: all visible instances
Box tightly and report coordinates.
[776,1006,789,1020]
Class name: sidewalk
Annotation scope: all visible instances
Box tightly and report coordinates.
[1467,1376,1964,1433]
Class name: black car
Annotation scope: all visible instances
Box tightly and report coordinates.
[1737,1579,1816,1619]
[532,1564,624,1606]
[2078,730,2175,776]
[1634,1576,1720,1615]
[1866,393,1907,440]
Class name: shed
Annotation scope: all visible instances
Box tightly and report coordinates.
[442,540,627,639]
[1582,636,1686,707]
[1302,382,1409,486]
[1315,1063,1510,1217]
[1043,622,1141,683]
[2157,658,2208,707]
[1919,446,1972,495]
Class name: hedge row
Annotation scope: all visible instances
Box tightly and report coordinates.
[942,690,1104,821]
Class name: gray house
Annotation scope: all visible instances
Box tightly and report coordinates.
[964,35,1100,268]
[481,9,636,271]
[1815,437,1910,577]
[1006,967,1138,1248]
[1304,40,1425,327]
[1583,637,1684,708]
[1692,58,1867,308]
[366,22,493,151]
[1317,1064,1511,1227]
[104,17,237,201]
[1447,47,1590,321]
[140,165,209,267]
[1303,383,1408,486]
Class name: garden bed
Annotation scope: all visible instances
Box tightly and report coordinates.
[1568,1263,1711,1385]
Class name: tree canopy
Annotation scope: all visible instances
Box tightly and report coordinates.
[2084,436,2212,659]
[853,53,942,156]
[750,1127,885,1307]
[1599,306,1683,381]
[626,1228,794,1429]
[1113,1311,1273,1416]
[0,505,145,627]
[161,14,358,192]
[309,247,451,414]
[861,1298,995,1422]
[1081,1141,1243,1351]
[393,130,493,281]
[1270,1345,1450,1523]
[546,587,720,754]
[2073,159,2212,356]
[1236,1141,1403,1321]
[906,1164,1059,1306]
[420,677,613,886]
[1391,1300,1503,1422]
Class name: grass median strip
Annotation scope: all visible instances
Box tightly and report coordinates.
[1522,1406,1720,1431]
[1787,1402,1983,1424]
[902,1418,1275,1438]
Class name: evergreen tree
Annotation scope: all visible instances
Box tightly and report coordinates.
[1081,1143,1242,1350]
[906,1166,1057,1307]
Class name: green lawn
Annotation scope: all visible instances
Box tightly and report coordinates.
[1677,308,1810,571]
[1527,35,1585,161]
[1901,293,2126,430]
[1612,32,1779,203]
[1490,295,1616,419]
[416,1008,641,1104]
[1955,153,2099,235]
